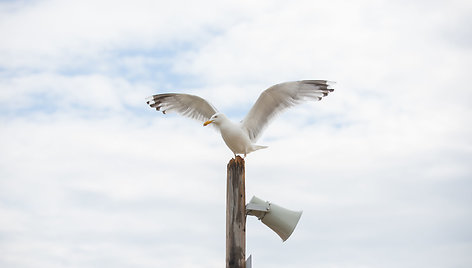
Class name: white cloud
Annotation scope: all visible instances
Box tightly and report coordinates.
[1,0,471,268]
[0,0,251,72]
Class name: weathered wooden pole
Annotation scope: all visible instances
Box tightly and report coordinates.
[226,156,246,268]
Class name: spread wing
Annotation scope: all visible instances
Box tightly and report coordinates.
[146,93,218,122]
[241,80,334,142]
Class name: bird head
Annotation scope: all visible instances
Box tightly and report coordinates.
[203,113,225,126]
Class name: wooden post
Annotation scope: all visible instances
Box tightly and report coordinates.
[226,156,246,268]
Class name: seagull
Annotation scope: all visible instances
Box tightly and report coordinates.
[146,80,334,157]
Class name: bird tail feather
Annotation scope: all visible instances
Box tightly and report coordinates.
[251,145,268,152]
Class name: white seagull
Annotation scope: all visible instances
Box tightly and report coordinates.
[146,80,334,157]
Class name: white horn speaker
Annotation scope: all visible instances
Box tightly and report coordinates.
[247,196,303,241]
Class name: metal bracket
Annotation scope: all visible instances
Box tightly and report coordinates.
[246,203,270,213]
[246,255,252,268]
[246,202,270,220]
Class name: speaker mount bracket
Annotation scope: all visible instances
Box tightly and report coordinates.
[246,202,270,220]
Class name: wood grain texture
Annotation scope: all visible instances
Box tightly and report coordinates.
[226,156,246,268]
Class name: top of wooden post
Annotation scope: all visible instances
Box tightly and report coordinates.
[228,156,245,168]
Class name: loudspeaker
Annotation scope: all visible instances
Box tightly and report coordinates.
[247,196,303,241]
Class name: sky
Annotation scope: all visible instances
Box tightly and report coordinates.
[0,0,471,267]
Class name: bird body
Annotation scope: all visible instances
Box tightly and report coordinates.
[146,80,334,157]
[205,113,268,156]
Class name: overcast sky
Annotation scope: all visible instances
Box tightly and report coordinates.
[1,0,471,267]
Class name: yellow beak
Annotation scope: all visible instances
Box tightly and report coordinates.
[203,120,213,126]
